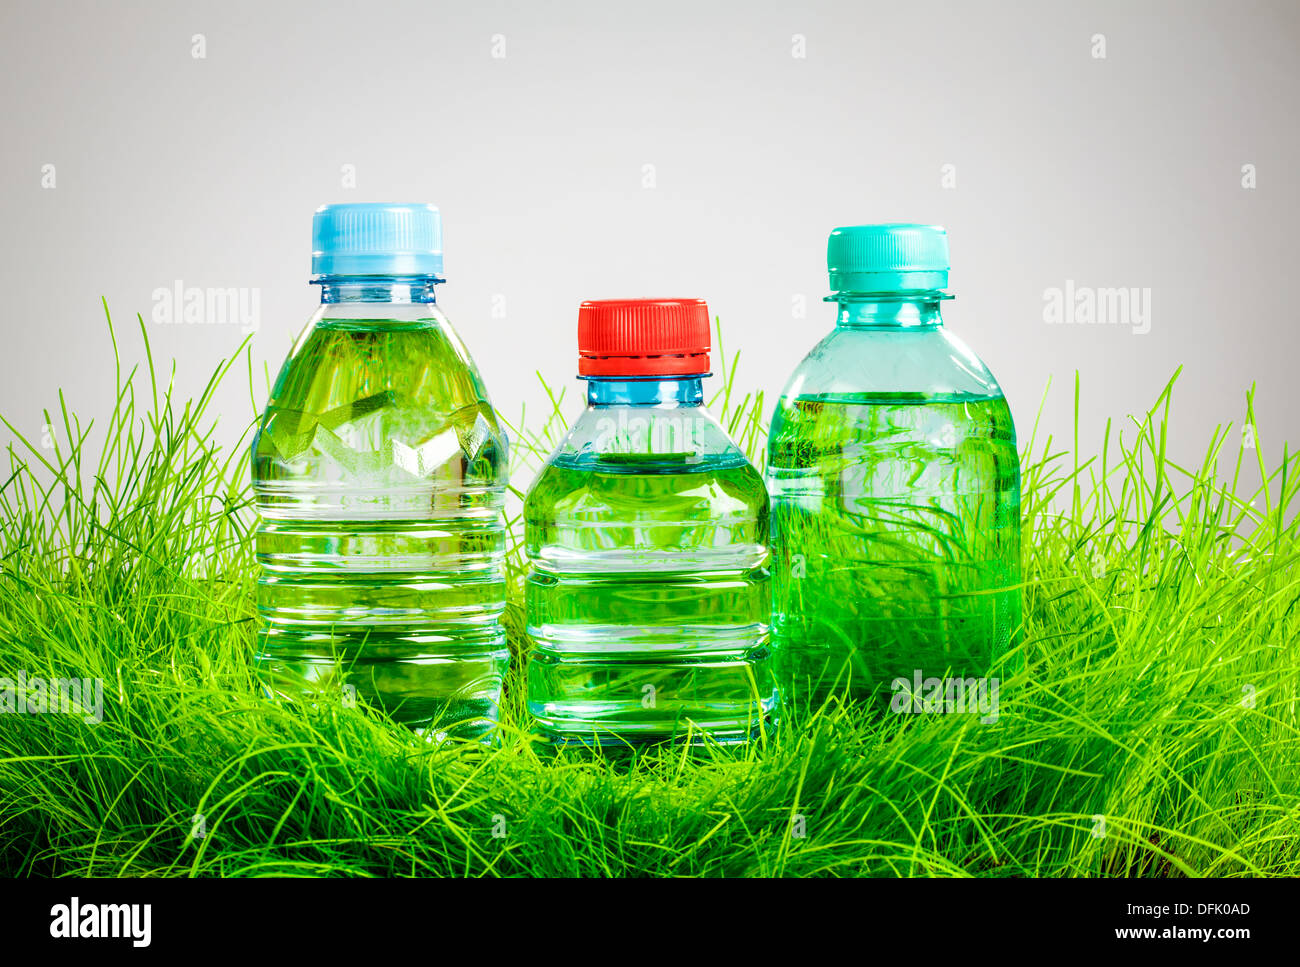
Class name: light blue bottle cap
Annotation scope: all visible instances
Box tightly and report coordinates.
[311,203,444,279]
[827,224,950,292]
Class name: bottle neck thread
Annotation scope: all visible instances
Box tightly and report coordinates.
[585,377,705,407]
[316,277,440,304]
[829,292,948,329]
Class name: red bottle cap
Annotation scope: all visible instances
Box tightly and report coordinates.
[577,299,711,377]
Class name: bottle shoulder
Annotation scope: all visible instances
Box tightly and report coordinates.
[780,324,1004,403]
[266,305,495,414]
[252,304,506,481]
[523,403,766,514]
[535,404,756,476]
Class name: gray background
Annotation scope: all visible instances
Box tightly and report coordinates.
[1,0,1296,483]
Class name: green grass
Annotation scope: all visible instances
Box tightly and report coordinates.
[0,302,1297,877]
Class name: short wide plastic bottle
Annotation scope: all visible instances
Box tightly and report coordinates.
[766,225,1022,708]
[525,299,776,746]
[251,203,509,737]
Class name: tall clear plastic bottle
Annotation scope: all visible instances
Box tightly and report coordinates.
[766,225,1021,708]
[525,299,776,746]
[252,203,509,737]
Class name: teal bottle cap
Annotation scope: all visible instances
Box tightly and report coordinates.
[311,203,444,279]
[827,223,950,293]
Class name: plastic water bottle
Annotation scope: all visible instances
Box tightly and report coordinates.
[525,299,776,746]
[766,225,1021,708]
[252,203,509,737]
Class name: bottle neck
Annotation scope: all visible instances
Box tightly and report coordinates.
[830,292,948,329]
[585,377,705,407]
[316,276,441,304]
